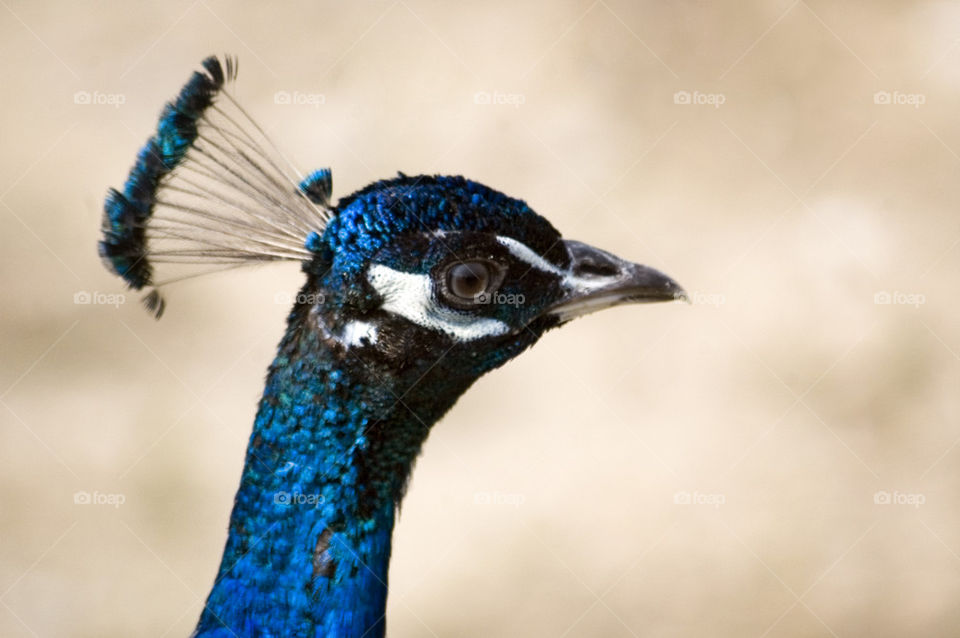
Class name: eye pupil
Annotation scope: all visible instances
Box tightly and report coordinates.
[449,262,490,299]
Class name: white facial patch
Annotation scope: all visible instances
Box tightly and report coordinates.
[366,264,511,342]
[340,320,379,347]
[495,236,612,293]
[315,312,379,349]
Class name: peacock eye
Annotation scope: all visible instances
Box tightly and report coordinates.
[449,262,489,298]
[439,259,506,307]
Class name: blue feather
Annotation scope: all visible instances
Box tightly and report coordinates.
[98,56,234,315]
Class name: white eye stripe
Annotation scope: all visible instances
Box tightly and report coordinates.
[495,236,611,292]
[367,264,511,342]
[495,236,565,277]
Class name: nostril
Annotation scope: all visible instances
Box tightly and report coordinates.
[573,258,620,278]
[565,240,623,278]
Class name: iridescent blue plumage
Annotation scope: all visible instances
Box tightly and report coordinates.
[102,56,685,638]
[195,312,399,636]
[299,168,333,206]
[99,57,235,312]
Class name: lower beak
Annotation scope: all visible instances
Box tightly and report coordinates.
[544,240,687,323]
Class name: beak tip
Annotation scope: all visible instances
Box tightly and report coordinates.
[663,277,688,304]
[643,269,687,304]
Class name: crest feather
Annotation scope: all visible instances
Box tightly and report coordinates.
[99,55,331,317]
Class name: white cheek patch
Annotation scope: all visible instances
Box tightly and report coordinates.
[341,320,379,347]
[316,312,379,349]
[495,236,611,293]
[367,264,511,342]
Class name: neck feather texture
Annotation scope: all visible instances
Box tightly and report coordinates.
[194,300,467,637]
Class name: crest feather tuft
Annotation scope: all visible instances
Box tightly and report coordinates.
[99,55,331,317]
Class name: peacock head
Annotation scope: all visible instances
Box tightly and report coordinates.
[99,55,684,398]
[300,174,686,385]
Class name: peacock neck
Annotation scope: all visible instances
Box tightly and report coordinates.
[194,300,465,637]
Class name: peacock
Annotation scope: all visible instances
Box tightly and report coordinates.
[100,56,685,637]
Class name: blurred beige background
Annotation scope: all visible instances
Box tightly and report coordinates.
[2,1,959,636]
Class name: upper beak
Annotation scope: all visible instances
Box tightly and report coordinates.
[544,240,687,323]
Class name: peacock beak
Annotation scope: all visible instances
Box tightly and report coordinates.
[544,240,687,323]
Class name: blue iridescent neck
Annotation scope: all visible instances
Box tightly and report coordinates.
[193,290,469,637]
